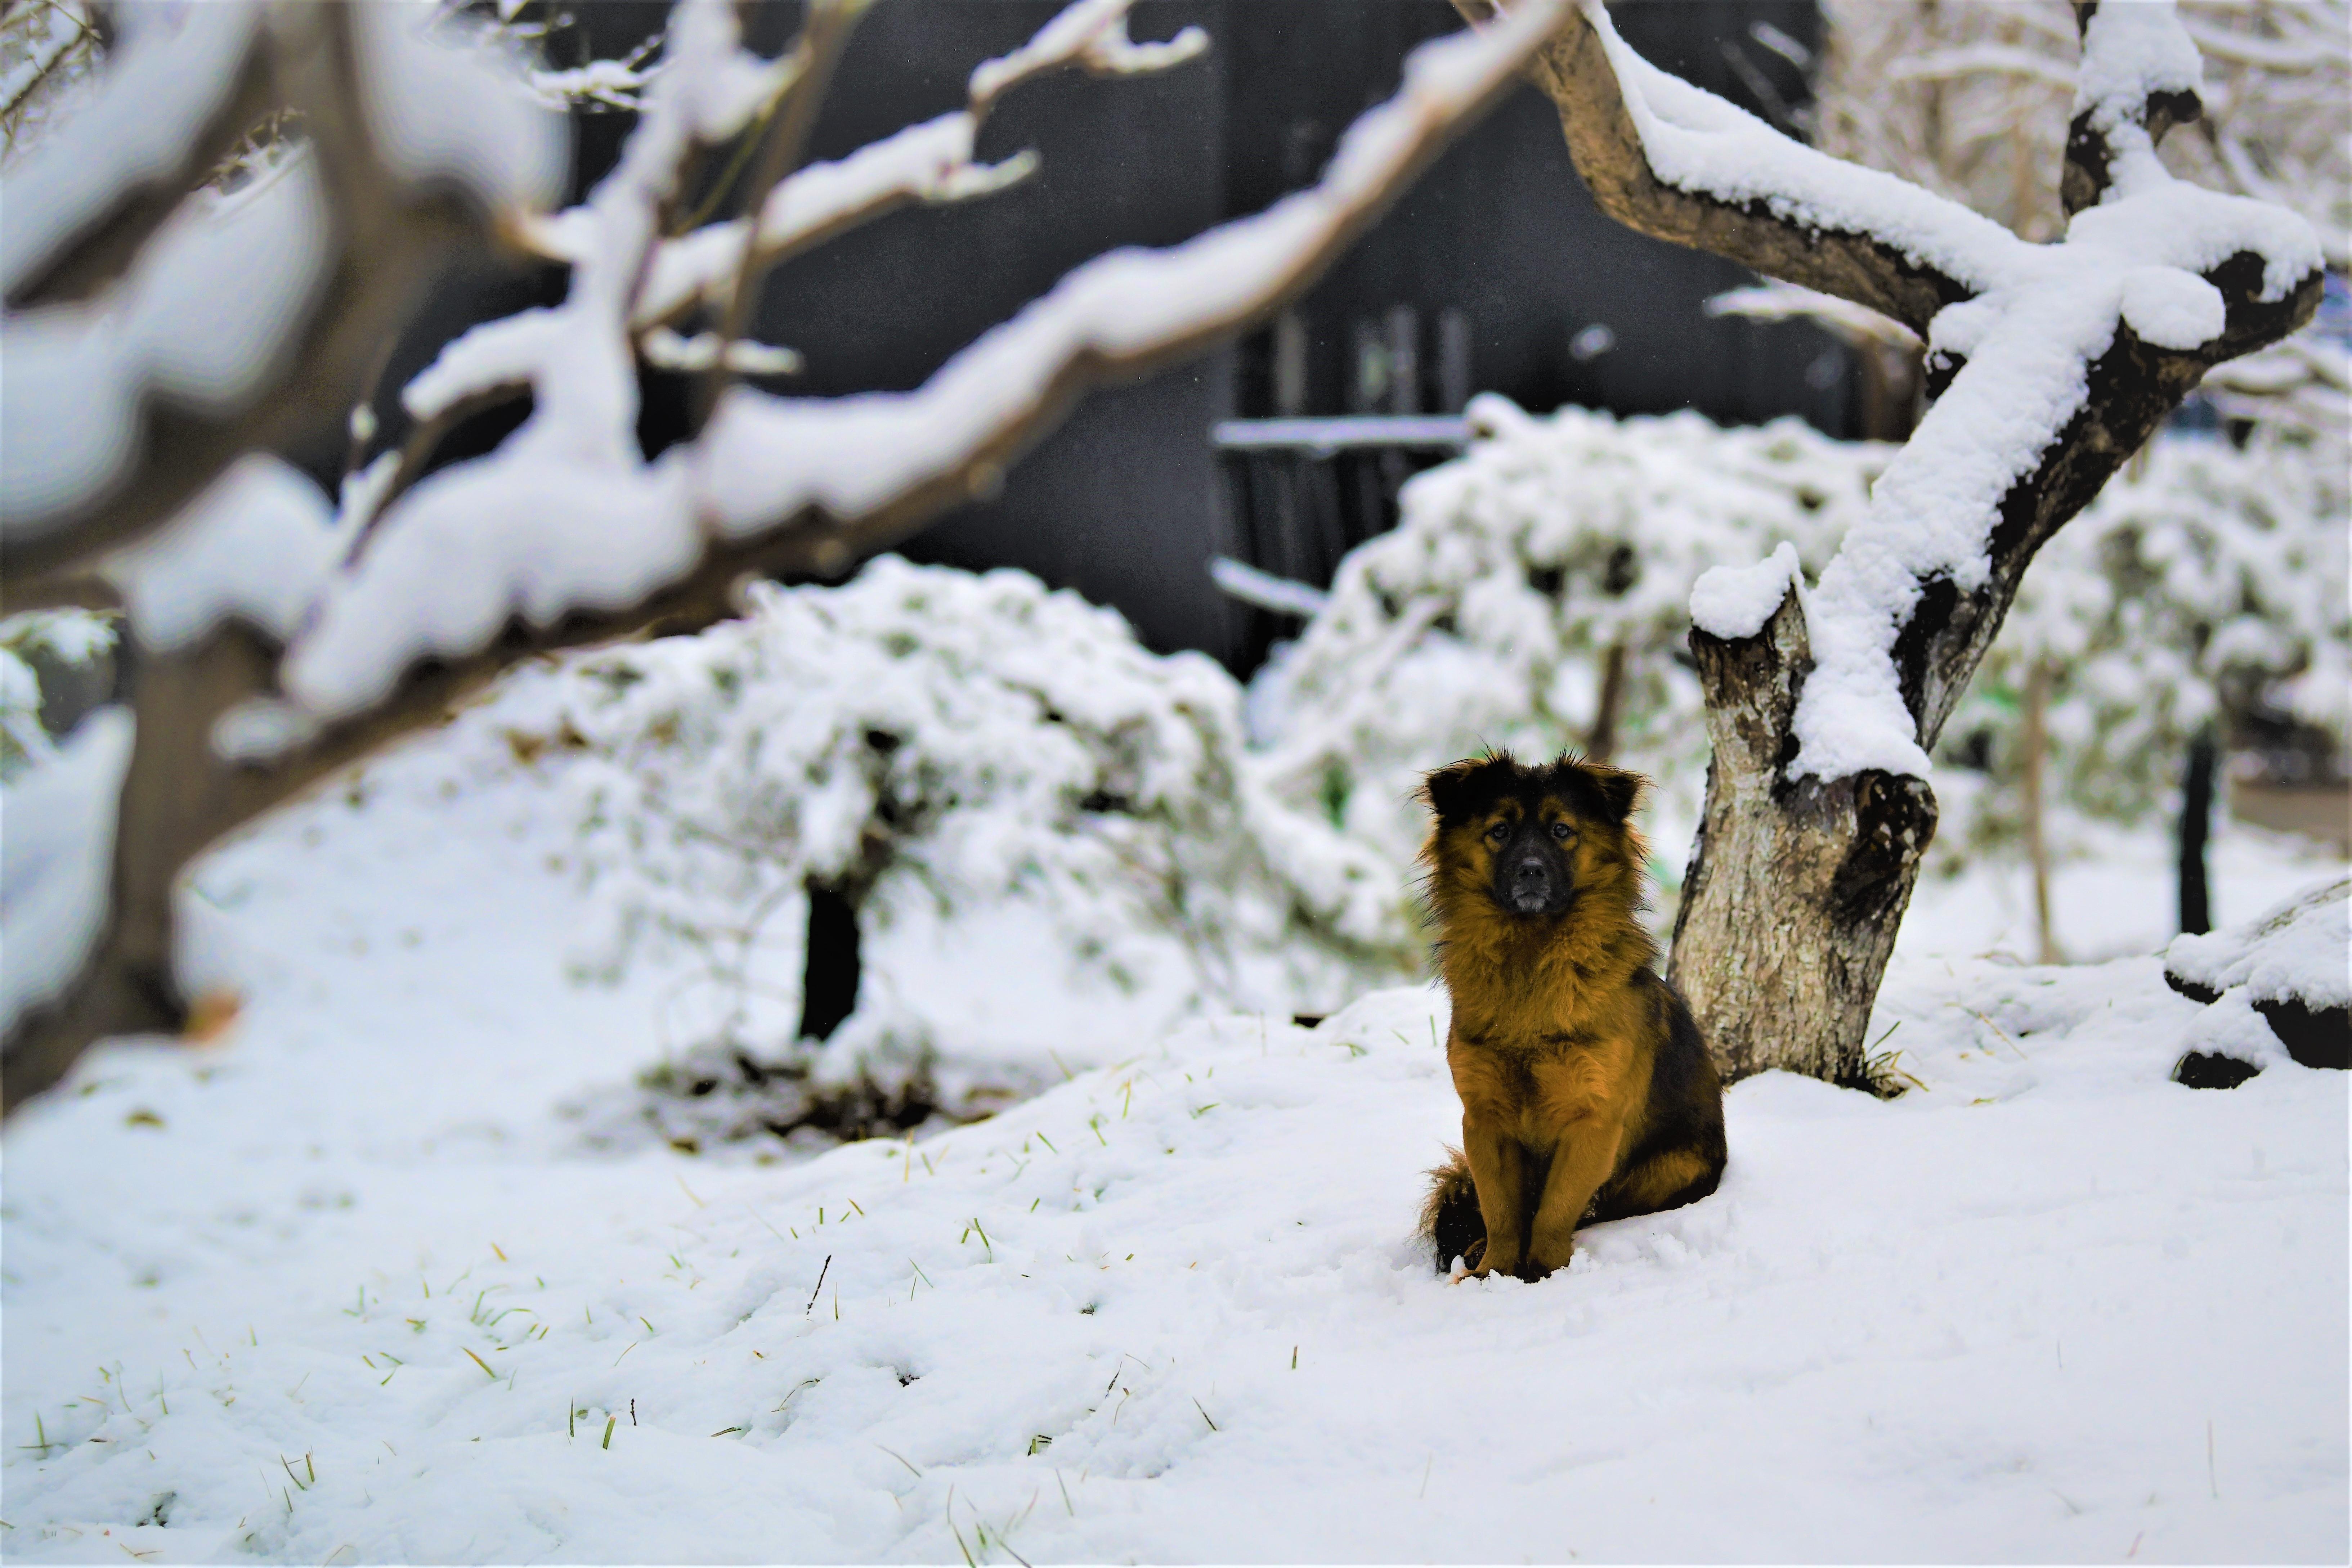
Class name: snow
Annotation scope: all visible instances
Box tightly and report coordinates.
[2117,264,2226,349]
[1703,279,1920,349]
[965,0,1209,109]
[107,457,341,652]
[2165,875,2350,1011]
[0,152,329,531]
[2073,1,2203,136]
[1,693,2343,1563]
[1589,1,2025,293]
[0,705,131,1034]
[350,2,563,215]
[1688,539,1804,641]
[0,1,261,297]
[1206,555,1330,619]
[613,118,1033,331]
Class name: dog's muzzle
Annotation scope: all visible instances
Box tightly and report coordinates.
[1507,853,1555,914]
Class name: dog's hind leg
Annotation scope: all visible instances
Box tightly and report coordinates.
[1588,1143,1723,1224]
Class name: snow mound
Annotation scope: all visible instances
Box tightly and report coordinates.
[2167,875,2350,1012]
[2165,876,2349,1076]
[1689,540,1805,641]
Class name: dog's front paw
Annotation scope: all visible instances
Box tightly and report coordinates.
[1466,1245,1521,1280]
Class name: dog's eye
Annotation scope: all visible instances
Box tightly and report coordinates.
[1549,821,1573,841]
[1484,824,1509,845]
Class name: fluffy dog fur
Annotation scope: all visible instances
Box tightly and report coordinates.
[1416,752,1725,1280]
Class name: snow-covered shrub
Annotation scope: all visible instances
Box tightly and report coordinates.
[546,557,1409,1147]
[1253,395,1887,922]
[1935,431,2351,869]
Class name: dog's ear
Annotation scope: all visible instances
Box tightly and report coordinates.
[1423,756,1504,825]
[1587,764,1646,825]
[1421,760,1480,825]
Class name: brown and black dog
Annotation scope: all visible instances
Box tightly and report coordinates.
[1417,752,1725,1280]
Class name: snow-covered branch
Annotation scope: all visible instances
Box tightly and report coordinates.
[2060,0,2206,217]
[521,0,1211,336]
[1491,0,2320,782]
[1,0,1572,1111]
[1465,0,1998,338]
[278,0,1574,719]
[0,3,562,606]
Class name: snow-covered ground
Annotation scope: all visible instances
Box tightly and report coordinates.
[4,704,2344,1564]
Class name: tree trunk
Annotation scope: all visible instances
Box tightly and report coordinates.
[1474,0,2321,1092]
[1585,640,1629,761]
[2022,658,2059,964]
[1667,589,1936,1087]
[2178,727,2216,936]
[798,878,864,1042]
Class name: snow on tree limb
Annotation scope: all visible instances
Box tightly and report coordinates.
[0,1,270,307]
[519,0,1212,336]
[2062,0,2205,216]
[280,0,1575,719]
[1460,0,1999,337]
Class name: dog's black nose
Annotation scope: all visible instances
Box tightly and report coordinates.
[1514,857,1546,886]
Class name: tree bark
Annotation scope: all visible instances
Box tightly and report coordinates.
[1585,639,1628,761]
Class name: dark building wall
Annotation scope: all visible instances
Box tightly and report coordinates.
[1221,2,1840,430]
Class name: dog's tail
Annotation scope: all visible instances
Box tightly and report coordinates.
[1418,1148,1484,1274]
